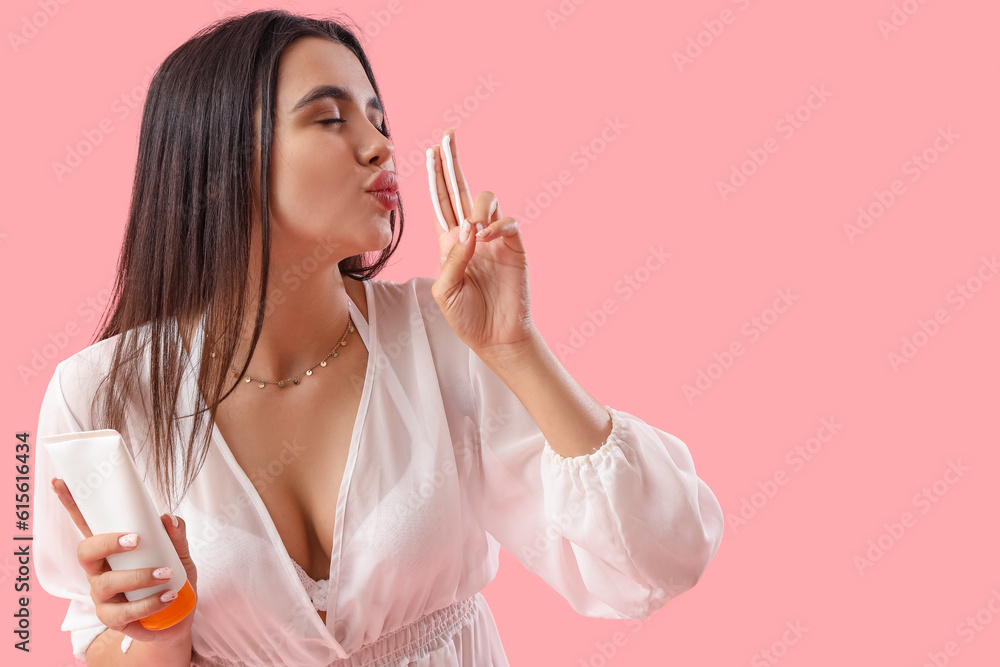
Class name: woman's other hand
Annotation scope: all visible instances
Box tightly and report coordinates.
[50,477,198,646]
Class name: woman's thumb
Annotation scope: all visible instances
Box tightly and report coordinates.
[161,513,197,589]
[435,219,476,299]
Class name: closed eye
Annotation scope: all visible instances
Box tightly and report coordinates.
[318,118,389,137]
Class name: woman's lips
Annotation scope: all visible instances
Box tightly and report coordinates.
[367,190,398,209]
[365,170,398,210]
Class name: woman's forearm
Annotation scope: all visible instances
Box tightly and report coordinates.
[86,627,192,666]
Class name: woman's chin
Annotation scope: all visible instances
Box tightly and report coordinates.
[371,215,395,247]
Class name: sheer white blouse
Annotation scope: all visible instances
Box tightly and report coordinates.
[33,276,724,666]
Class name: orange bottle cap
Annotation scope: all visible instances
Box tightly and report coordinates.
[140,580,197,631]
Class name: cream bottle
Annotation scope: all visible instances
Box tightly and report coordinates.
[40,429,196,630]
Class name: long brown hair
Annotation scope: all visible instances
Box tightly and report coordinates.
[86,9,403,509]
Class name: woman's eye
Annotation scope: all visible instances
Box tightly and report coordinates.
[318,117,388,137]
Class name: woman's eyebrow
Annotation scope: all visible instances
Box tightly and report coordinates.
[291,84,384,115]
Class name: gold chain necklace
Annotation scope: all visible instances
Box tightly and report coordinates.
[209,312,355,388]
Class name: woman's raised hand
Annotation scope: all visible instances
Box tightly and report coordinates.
[425,128,539,364]
[50,477,198,647]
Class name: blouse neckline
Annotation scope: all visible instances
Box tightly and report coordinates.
[188,278,378,654]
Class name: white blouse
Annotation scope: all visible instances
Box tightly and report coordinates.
[33,276,724,666]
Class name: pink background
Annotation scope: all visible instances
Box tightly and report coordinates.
[4,0,999,665]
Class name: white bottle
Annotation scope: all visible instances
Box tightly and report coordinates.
[40,429,196,630]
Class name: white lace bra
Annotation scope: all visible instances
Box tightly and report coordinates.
[291,558,330,612]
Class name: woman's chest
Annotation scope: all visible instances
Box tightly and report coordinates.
[174,334,494,657]
[211,370,366,580]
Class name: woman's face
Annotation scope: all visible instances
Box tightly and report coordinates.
[250,36,396,262]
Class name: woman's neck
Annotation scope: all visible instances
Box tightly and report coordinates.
[231,270,362,382]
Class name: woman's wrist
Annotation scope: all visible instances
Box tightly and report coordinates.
[87,627,193,666]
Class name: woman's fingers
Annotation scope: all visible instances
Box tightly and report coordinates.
[429,145,459,228]
[80,540,189,640]
[51,477,92,539]
[426,148,449,232]
[441,133,465,224]
[97,586,181,633]
[443,129,475,225]
[91,565,174,604]
[76,531,138,578]
[51,478,196,646]
[428,129,475,230]
[161,513,198,590]
[475,217,522,248]
[468,191,501,230]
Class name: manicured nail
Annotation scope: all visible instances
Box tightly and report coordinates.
[476,223,490,240]
[152,567,172,580]
[49,477,57,492]
[169,514,179,528]
[160,589,178,603]
[118,533,138,549]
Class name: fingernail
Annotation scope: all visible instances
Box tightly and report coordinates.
[152,567,172,580]
[475,223,489,239]
[459,218,471,243]
[160,589,178,603]
[49,477,57,491]
[170,514,179,528]
[118,533,138,549]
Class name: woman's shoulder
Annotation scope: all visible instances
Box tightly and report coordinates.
[368,275,458,342]
[369,275,437,304]
[48,323,156,408]
[52,332,122,385]
[368,275,445,321]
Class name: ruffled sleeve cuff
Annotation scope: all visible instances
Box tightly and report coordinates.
[541,405,626,469]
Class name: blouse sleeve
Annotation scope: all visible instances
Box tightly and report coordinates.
[466,351,724,621]
[33,360,109,662]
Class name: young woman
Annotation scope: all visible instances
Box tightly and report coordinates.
[34,9,724,666]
